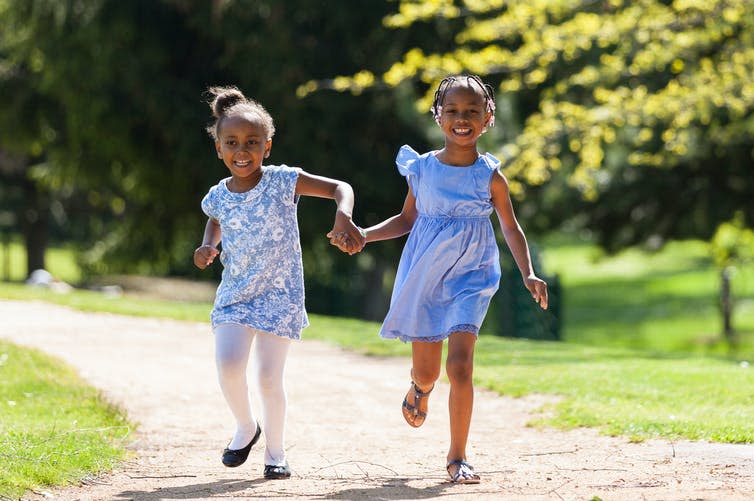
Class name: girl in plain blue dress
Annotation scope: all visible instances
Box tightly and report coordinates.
[336,75,548,483]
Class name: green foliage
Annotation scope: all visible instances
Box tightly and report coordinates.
[711,212,754,267]
[0,0,428,301]
[305,0,754,250]
[0,340,131,499]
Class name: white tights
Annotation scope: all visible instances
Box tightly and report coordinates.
[214,322,291,466]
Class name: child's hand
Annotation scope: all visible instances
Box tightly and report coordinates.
[326,230,363,255]
[524,275,548,310]
[328,213,366,255]
[194,245,219,269]
[327,231,351,253]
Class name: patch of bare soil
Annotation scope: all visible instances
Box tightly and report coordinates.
[1,299,752,501]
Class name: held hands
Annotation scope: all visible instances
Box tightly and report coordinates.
[524,274,549,310]
[326,212,366,255]
[193,245,219,269]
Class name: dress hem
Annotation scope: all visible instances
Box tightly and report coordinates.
[211,319,307,341]
[380,323,479,343]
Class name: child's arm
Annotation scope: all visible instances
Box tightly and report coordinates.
[295,171,365,253]
[193,218,221,269]
[361,187,418,244]
[490,171,549,310]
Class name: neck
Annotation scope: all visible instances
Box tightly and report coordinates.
[436,143,479,166]
[227,169,263,193]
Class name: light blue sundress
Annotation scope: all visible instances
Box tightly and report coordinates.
[379,145,502,343]
[201,165,309,340]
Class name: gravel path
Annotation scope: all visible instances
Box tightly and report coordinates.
[2,299,753,501]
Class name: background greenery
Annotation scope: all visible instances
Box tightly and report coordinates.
[2,0,753,329]
[3,1,753,497]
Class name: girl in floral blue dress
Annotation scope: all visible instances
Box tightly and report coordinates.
[194,86,363,479]
[340,75,548,483]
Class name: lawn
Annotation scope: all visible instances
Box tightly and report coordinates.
[0,340,131,499]
[540,237,754,355]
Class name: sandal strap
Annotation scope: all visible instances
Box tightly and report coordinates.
[446,459,469,470]
[412,381,434,396]
[447,459,478,482]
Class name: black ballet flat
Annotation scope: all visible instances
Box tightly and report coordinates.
[221,422,261,467]
[264,461,291,479]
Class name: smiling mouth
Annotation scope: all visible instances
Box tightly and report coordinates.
[234,159,252,168]
[452,127,472,136]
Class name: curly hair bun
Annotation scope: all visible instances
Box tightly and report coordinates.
[208,86,247,118]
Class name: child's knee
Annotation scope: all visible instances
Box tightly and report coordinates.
[445,356,473,384]
[412,366,440,387]
[256,369,284,394]
[216,352,246,378]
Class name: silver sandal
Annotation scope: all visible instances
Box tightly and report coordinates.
[447,459,481,484]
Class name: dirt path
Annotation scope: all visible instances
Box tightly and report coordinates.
[2,299,753,501]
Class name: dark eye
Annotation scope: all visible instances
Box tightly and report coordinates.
[226,140,237,146]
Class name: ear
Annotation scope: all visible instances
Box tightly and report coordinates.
[264,139,273,159]
[482,111,493,132]
[215,141,222,158]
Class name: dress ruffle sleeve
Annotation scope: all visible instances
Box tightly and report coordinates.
[482,152,501,170]
[396,144,421,194]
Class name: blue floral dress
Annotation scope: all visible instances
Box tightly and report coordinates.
[201,165,308,340]
[379,145,502,343]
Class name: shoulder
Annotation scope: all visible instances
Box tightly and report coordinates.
[396,144,434,177]
[264,164,301,177]
[263,165,300,203]
[201,178,229,215]
[202,178,228,202]
[263,165,302,187]
[479,152,502,172]
[489,167,511,201]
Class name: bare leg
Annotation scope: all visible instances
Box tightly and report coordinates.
[402,340,443,426]
[445,331,479,481]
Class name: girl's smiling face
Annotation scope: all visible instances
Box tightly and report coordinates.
[215,113,271,190]
[437,84,492,146]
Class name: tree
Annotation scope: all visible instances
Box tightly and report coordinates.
[301,0,754,251]
[710,213,754,346]
[0,0,432,317]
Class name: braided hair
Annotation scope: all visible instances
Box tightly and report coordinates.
[430,75,496,128]
[205,86,276,141]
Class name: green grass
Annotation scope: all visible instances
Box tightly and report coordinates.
[0,340,132,499]
[0,238,82,284]
[0,282,212,322]
[305,315,754,443]
[540,238,754,355]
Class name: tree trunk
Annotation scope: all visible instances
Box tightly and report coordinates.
[21,177,49,278]
[362,259,389,321]
[720,267,736,346]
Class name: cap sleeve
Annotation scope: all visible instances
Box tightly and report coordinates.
[396,144,421,193]
[278,165,302,206]
[201,183,220,220]
[482,152,501,170]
